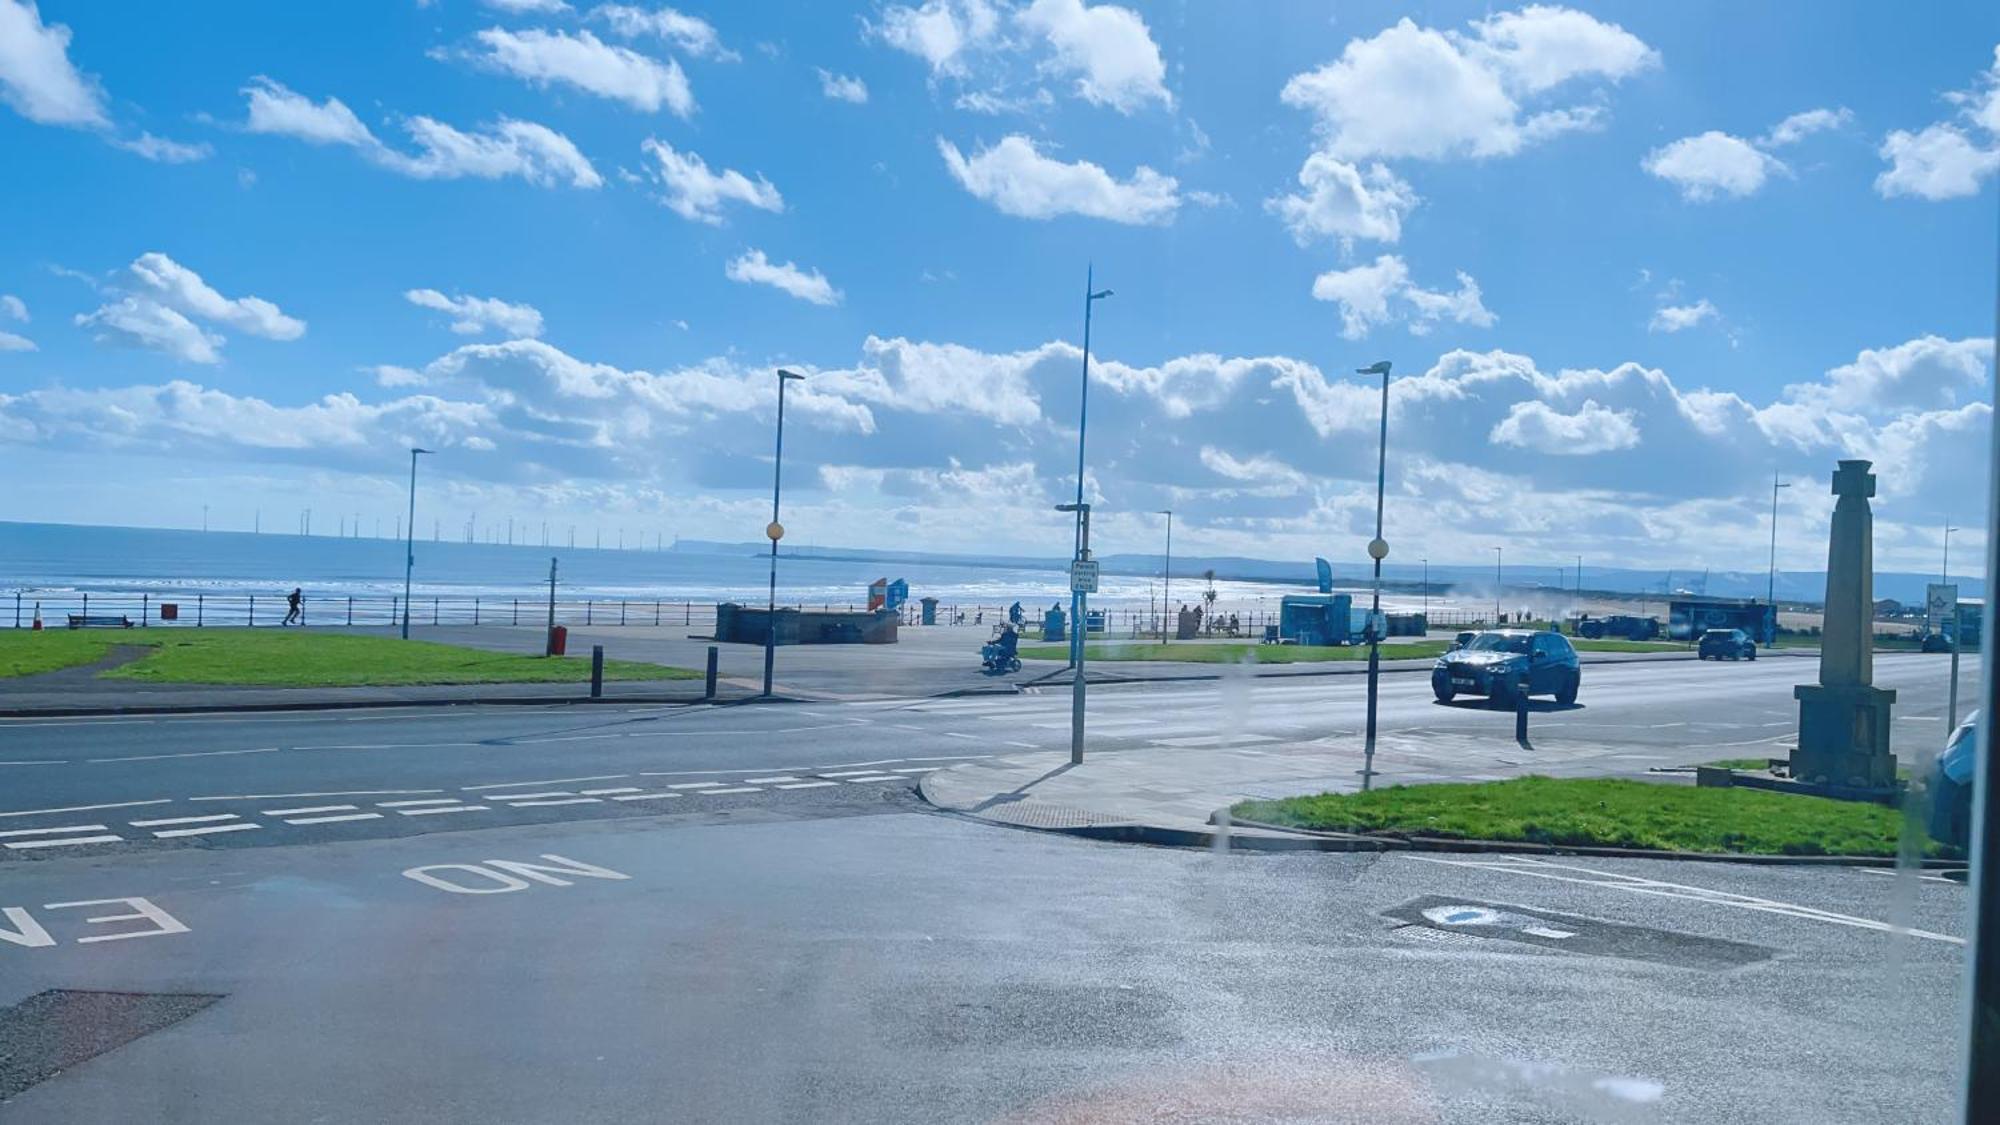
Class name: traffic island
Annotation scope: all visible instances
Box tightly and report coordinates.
[1231,775,1959,863]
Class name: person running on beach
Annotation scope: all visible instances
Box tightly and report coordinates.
[282,587,303,626]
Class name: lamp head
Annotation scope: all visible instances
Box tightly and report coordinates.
[777,368,805,381]
[1089,288,1113,300]
[1356,361,1392,376]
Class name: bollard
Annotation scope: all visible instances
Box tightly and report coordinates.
[197,594,204,627]
[347,596,354,626]
[247,594,253,626]
[705,645,718,700]
[142,593,149,627]
[1514,674,1531,747]
[590,645,605,699]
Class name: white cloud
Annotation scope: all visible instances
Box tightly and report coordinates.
[1649,299,1718,333]
[241,78,602,188]
[1199,446,1307,492]
[75,296,226,364]
[1310,254,1495,339]
[0,331,33,352]
[1642,131,1787,201]
[1279,6,1655,163]
[111,131,213,163]
[590,4,735,60]
[1268,153,1417,247]
[1761,106,1852,147]
[1786,334,1993,415]
[466,27,694,116]
[483,0,571,12]
[126,252,305,341]
[1876,47,2000,200]
[0,294,25,321]
[724,250,842,306]
[1015,0,1170,113]
[639,138,782,223]
[938,134,1179,224]
[818,69,869,104]
[0,0,108,127]
[872,0,1002,77]
[1489,399,1640,454]
[405,289,545,338]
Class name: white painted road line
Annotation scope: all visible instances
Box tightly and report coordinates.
[508,798,601,807]
[816,770,886,778]
[397,804,491,816]
[0,824,110,838]
[697,787,761,795]
[379,798,469,808]
[88,747,279,763]
[742,776,800,784]
[610,792,684,802]
[463,774,630,791]
[153,822,261,838]
[191,790,440,802]
[262,804,357,816]
[579,787,643,796]
[284,812,383,825]
[5,835,124,849]
[484,791,576,802]
[1146,733,1281,748]
[0,799,172,819]
[890,767,938,774]
[128,814,241,828]
[774,781,838,790]
[839,775,903,783]
[665,782,725,790]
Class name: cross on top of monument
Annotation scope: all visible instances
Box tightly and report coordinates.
[1831,459,1875,498]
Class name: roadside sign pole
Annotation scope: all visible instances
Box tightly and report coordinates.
[544,557,558,655]
[1059,504,1094,765]
[1950,602,1963,731]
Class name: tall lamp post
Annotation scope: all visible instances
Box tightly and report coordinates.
[401,448,433,640]
[1491,546,1503,624]
[1358,360,1392,792]
[1157,509,1172,644]
[1064,269,1113,764]
[1420,557,1428,617]
[1944,522,1960,584]
[763,369,805,697]
[1768,473,1790,607]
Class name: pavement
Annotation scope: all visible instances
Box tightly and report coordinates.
[0,649,1979,1121]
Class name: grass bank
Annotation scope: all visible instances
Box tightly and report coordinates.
[1017,640,1449,664]
[1,629,699,686]
[1232,775,1940,858]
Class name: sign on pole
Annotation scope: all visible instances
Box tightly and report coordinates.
[1069,559,1100,594]
[1928,582,1959,634]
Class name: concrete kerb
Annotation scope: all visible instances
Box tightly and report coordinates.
[1014,646,1818,690]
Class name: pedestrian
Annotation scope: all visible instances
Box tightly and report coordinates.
[282,587,303,626]
[1008,601,1023,626]
[1193,604,1204,633]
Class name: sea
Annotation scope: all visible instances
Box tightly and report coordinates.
[0,521,1378,615]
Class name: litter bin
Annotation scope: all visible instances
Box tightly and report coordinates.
[920,597,939,626]
[547,624,568,656]
[1086,610,1105,633]
[1043,606,1066,642]
[160,603,178,621]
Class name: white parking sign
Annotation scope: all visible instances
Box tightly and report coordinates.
[1069,559,1100,593]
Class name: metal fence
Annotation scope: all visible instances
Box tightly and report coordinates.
[8,590,1494,637]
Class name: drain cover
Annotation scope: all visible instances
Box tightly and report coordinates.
[1383,895,1772,971]
[0,989,222,1101]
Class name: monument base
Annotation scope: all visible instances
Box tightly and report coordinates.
[1790,683,1898,788]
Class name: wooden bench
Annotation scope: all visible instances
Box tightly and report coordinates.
[66,614,134,629]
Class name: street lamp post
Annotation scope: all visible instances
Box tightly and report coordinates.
[401,448,433,640]
[1358,361,1392,792]
[1768,474,1790,606]
[1421,557,1428,617]
[764,370,805,697]
[1491,547,1503,624]
[1945,522,1960,584]
[1063,269,1113,765]
[1158,509,1172,644]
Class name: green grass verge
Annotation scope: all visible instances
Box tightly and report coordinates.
[0,628,697,687]
[1702,758,1776,771]
[1016,640,1449,664]
[1232,775,1941,858]
[1570,639,1682,653]
[0,630,142,678]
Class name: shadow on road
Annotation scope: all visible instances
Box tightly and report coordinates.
[1429,698,1586,714]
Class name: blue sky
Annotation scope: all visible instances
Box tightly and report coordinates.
[0,0,1996,579]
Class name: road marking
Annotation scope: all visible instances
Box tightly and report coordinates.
[1147,733,1280,748]
[153,823,261,838]
[579,787,643,796]
[484,791,576,801]
[285,812,383,825]
[379,799,467,808]
[0,824,110,838]
[742,776,800,784]
[0,760,67,766]
[817,770,887,778]
[697,787,760,795]
[839,775,903,783]
[462,774,631,791]
[0,799,173,819]
[397,805,490,816]
[5,835,123,850]
[262,804,357,816]
[190,790,440,801]
[891,767,939,773]
[888,724,926,732]
[665,782,724,789]
[507,798,600,807]
[88,747,279,763]
[610,792,683,801]
[1003,741,1039,749]
[943,732,980,741]
[1406,855,1965,945]
[129,814,241,828]
[774,781,837,790]
[1856,867,1963,886]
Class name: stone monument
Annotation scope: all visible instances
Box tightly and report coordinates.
[1791,459,1897,788]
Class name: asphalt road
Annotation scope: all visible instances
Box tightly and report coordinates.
[0,652,1979,1121]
